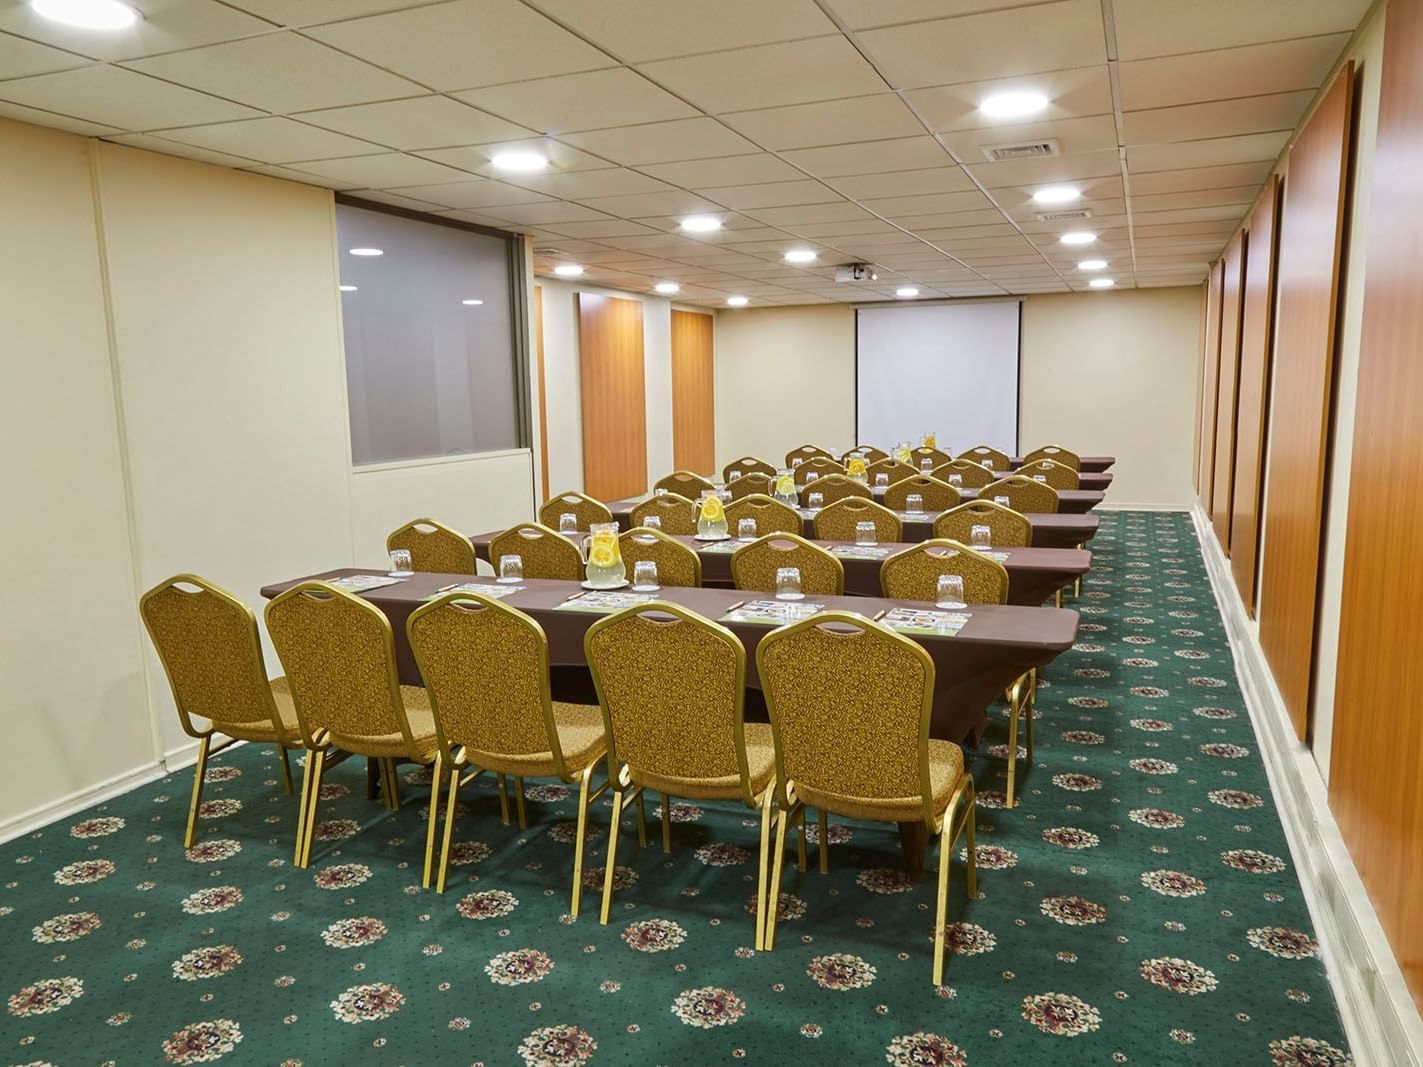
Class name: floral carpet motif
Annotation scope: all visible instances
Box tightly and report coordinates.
[0,512,1351,1063]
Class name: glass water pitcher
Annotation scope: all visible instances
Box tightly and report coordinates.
[581,522,626,587]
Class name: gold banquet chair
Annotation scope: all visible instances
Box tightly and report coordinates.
[489,522,584,581]
[983,474,1060,514]
[910,446,952,470]
[880,539,1010,604]
[725,493,802,537]
[264,582,438,871]
[933,459,995,490]
[723,456,777,482]
[1023,458,1080,491]
[725,472,772,500]
[407,593,609,911]
[730,533,845,596]
[959,444,1010,471]
[539,491,613,532]
[630,492,698,534]
[585,603,777,947]
[813,496,903,542]
[140,574,305,849]
[933,499,1032,547]
[619,527,702,587]
[883,475,960,513]
[804,473,871,504]
[786,443,835,466]
[1022,444,1081,471]
[852,444,889,462]
[387,518,476,575]
[756,613,977,982]
[793,455,844,486]
[866,457,918,485]
[654,470,716,498]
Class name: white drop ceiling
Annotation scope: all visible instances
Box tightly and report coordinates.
[0,0,1368,307]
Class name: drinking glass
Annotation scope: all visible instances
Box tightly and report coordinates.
[905,493,923,514]
[388,548,413,577]
[874,472,889,488]
[498,554,523,583]
[855,521,877,546]
[936,574,966,609]
[775,566,803,601]
[807,491,823,509]
[970,523,992,549]
[559,512,578,534]
[737,518,757,541]
[1033,474,1047,483]
[643,514,661,530]
[994,494,1011,508]
[921,458,934,472]
[806,470,819,483]
[948,473,962,487]
[982,459,994,470]
[655,486,669,497]
[792,457,803,468]
[632,560,659,591]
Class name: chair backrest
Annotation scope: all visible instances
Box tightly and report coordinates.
[757,613,935,825]
[983,474,1060,513]
[959,444,1010,470]
[724,493,802,536]
[880,539,1010,604]
[538,491,613,532]
[264,582,413,751]
[630,492,698,534]
[852,444,889,462]
[140,574,292,740]
[730,533,845,595]
[933,499,1032,547]
[1022,444,1081,471]
[586,603,755,804]
[866,457,918,485]
[813,496,903,542]
[722,456,776,482]
[619,528,702,587]
[1023,457,1080,490]
[654,470,716,498]
[933,459,995,489]
[387,518,476,575]
[786,443,834,467]
[488,522,584,580]
[804,473,872,504]
[883,475,960,513]
[407,593,562,768]
[725,472,772,500]
[793,455,843,486]
[909,446,951,470]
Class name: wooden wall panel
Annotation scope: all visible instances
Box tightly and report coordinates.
[1196,261,1225,506]
[670,309,715,475]
[1256,62,1354,742]
[1210,231,1248,550]
[577,292,647,502]
[1330,0,1423,1009]
[1230,177,1283,615]
[534,285,549,498]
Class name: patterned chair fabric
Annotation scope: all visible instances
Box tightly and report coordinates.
[730,533,845,596]
[630,493,698,535]
[958,444,1010,470]
[488,523,584,581]
[933,500,1032,547]
[910,446,952,470]
[723,456,777,482]
[387,518,477,575]
[813,497,903,543]
[654,470,716,498]
[1022,444,1081,471]
[866,457,918,485]
[619,528,702,588]
[883,475,960,513]
[725,472,772,500]
[538,492,613,532]
[725,494,803,537]
[793,455,844,486]
[880,540,1010,604]
[803,473,872,504]
[933,459,996,489]
[1023,457,1080,490]
[983,474,1060,514]
[785,443,835,467]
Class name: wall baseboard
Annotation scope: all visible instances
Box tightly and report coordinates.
[1191,504,1423,1067]
[1099,501,1189,512]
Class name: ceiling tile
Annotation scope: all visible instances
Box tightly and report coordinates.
[307,0,613,91]
[965,146,1121,188]
[437,208,523,228]
[721,94,923,150]
[941,114,1119,163]
[0,65,260,129]
[1130,203,1250,225]
[860,189,995,218]
[419,139,611,176]
[104,132,264,169]
[0,1,274,62]
[538,219,665,238]
[383,177,553,209]
[744,201,877,226]
[1123,91,1315,145]
[893,207,1007,229]
[344,189,456,212]
[455,68,695,134]
[1118,35,1351,111]
[781,136,950,176]
[498,167,675,199]
[494,201,621,225]
[1128,160,1275,195]
[694,180,841,210]
[0,99,119,136]
[829,166,974,199]
[776,218,900,238]
[220,1,437,26]
[0,31,90,78]
[561,117,757,164]
[121,33,423,113]
[242,162,359,188]
[1132,185,1258,212]
[1125,130,1290,173]
[1113,0,1370,61]
[582,189,725,217]
[297,96,534,152]
[148,116,384,164]
[641,153,806,187]
[905,65,1112,132]
[292,152,475,188]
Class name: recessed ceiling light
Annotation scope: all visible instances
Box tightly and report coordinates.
[895,287,920,298]
[339,285,357,292]
[348,247,383,256]
[1077,259,1108,271]
[461,298,483,305]
[679,215,722,233]
[490,150,547,173]
[31,0,138,29]
[980,90,1049,119]
[1032,185,1081,204]
[654,282,680,294]
[1089,278,1115,288]
[553,264,583,277]
[784,249,817,264]
[726,295,749,307]
[1059,231,1096,246]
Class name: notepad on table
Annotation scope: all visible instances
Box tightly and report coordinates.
[554,590,658,614]
[326,574,407,592]
[879,607,971,637]
[721,600,825,625]
[422,582,523,601]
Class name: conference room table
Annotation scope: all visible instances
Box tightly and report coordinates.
[259,569,1079,873]
[948,470,1111,492]
[470,531,1090,607]
[1009,455,1115,473]
[608,498,1100,549]
[864,485,1103,512]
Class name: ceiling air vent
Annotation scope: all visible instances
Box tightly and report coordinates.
[1035,208,1093,222]
[533,247,566,257]
[981,138,1060,162]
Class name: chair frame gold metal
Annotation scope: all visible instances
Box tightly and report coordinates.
[725,493,802,537]
[959,445,1010,470]
[629,492,698,534]
[729,531,846,596]
[932,499,1033,547]
[619,526,703,587]
[813,495,904,543]
[724,472,772,501]
[654,470,716,498]
[538,491,614,532]
[489,521,585,581]
[932,459,996,490]
[785,444,835,467]
[910,446,952,470]
[723,456,777,482]
[803,473,872,504]
[1023,457,1080,490]
[386,517,477,575]
[792,454,844,486]
[983,474,1061,514]
[866,457,918,485]
[883,474,960,513]
[1021,444,1081,471]
[851,444,889,462]
[879,538,1011,605]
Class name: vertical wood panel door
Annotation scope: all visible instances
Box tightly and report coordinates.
[1211,231,1248,551]
[577,292,648,502]
[670,309,715,475]
[1197,261,1226,507]
[1330,0,1423,1010]
[1230,177,1283,615]
[1256,62,1354,742]
[534,286,550,499]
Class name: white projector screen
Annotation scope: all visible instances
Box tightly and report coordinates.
[856,300,1021,455]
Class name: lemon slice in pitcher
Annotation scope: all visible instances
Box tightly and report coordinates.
[589,543,616,568]
[699,496,725,523]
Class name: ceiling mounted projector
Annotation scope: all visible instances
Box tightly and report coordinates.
[835,263,879,283]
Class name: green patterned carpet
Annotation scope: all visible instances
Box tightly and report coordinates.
[1,511,1352,1065]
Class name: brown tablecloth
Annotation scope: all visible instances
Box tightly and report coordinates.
[1009,455,1114,473]
[259,569,1079,748]
[470,532,1089,606]
[950,471,1111,491]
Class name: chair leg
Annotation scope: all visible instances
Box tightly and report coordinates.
[381,759,401,811]
[183,735,211,849]
[1054,587,1063,608]
[931,819,954,987]
[1025,685,1036,765]
[599,790,625,925]
[298,749,327,869]
[569,766,595,918]
[514,776,528,831]
[964,784,979,899]
[796,814,807,873]
[764,807,793,952]
[754,788,774,952]
[659,792,673,853]
[422,754,444,890]
[817,808,829,874]
[293,750,315,866]
[436,766,464,894]
[497,773,511,825]
[634,790,648,848]
[276,745,294,795]
[366,757,379,799]
[1005,688,1022,809]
